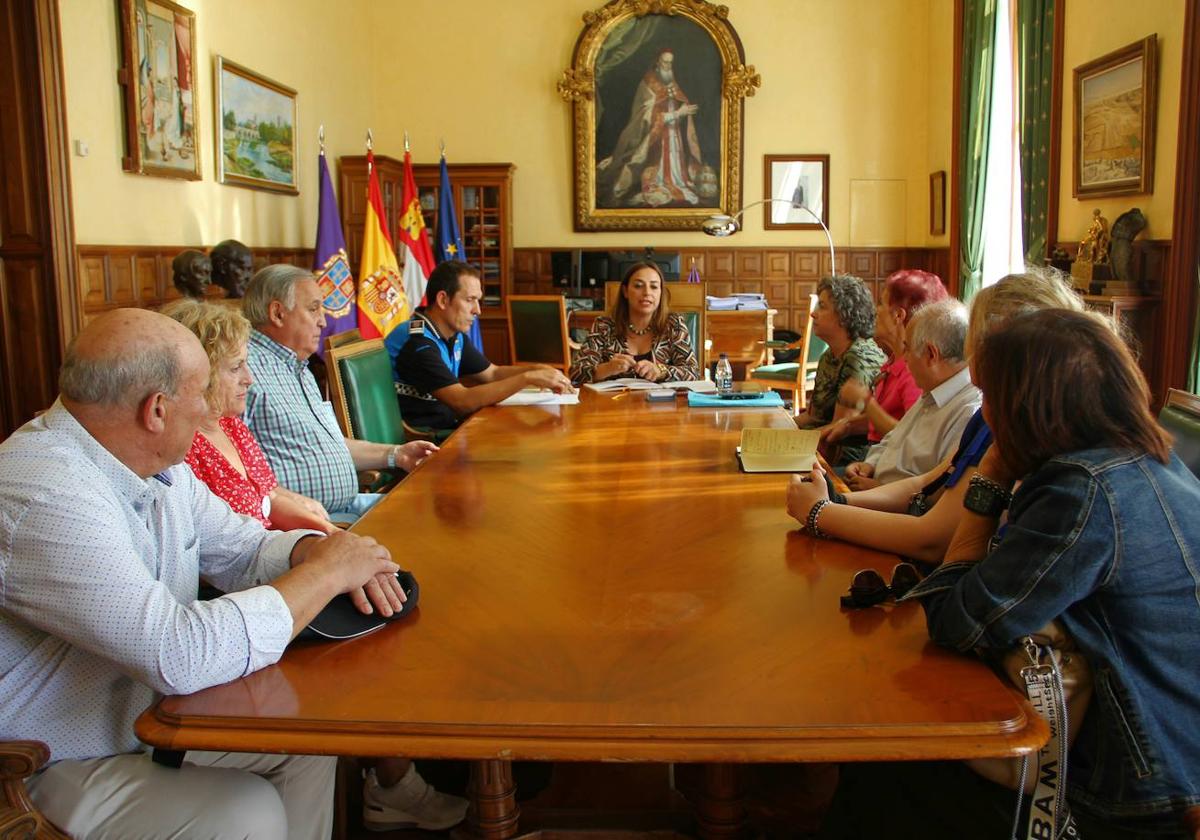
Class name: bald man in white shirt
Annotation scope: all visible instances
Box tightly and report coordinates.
[0,308,405,839]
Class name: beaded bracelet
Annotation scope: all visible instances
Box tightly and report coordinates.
[806,499,831,539]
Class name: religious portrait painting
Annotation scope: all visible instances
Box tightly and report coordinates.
[117,0,201,180]
[560,0,760,231]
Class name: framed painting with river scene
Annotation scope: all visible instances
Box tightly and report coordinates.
[215,57,298,194]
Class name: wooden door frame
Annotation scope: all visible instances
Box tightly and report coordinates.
[1163,0,1200,393]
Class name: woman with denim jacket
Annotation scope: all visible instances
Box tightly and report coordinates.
[820,309,1200,839]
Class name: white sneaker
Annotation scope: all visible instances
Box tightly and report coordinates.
[362,766,470,832]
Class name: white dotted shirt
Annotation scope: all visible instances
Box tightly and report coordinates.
[0,401,307,761]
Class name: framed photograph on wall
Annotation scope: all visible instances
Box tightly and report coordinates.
[116,0,201,180]
[558,0,760,231]
[214,57,298,194]
[1073,35,1157,198]
[763,154,829,230]
[930,170,946,235]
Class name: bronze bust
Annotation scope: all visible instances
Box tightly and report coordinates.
[172,250,212,299]
[210,239,253,298]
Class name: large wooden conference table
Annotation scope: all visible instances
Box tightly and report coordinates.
[137,390,1046,838]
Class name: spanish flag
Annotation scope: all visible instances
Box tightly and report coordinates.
[398,149,437,309]
[357,147,410,339]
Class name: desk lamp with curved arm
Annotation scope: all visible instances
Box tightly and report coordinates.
[701,199,836,274]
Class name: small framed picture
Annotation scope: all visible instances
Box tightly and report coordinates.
[763,154,829,230]
[930,170,946,236]
[214,56,298,194]
[1073,35,1157,198]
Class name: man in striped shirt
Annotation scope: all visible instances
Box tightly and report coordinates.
[243,265,437,522]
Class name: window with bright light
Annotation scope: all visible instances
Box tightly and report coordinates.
[979,0,1025,287]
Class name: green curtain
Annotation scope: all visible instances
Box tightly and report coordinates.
[958,0,998,302]
[1018,0,1055,265]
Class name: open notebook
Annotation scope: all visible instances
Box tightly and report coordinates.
[737,428,820,473]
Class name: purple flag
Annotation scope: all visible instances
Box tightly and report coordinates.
[314,150,357,357]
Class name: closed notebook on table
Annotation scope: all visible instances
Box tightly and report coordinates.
[737,428,820,473]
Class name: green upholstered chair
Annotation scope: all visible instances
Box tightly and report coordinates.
[1159,388,1200,479]
[750,293,825,414]
[327,338,452,446]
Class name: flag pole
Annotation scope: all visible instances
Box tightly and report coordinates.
[318,124,325,156]
[365,128,373,174]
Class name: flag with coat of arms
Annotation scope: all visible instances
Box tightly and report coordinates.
[397,150,437,311]
[313,146,357,356]
[435,151,483,350]
[357,147,410,339]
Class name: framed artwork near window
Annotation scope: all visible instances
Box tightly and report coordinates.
[930,170,946,235]
[1072,35,1157,198]
[116,0,201,180]
[763,154,830,230]
[215,57,299,194]
[557,0,760,231]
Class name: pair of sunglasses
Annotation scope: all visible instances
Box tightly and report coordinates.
[839,563,921,609]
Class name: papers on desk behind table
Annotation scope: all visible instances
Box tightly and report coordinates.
[706,293,768,311]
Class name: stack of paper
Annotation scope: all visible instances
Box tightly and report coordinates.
[737,428,820,473]
[497,389,580,406]
[582,378,660,392]
[705,293,768,311]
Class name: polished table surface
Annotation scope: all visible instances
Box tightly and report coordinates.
[137,391,1045,766]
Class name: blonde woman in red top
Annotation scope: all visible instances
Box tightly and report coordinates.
[162,299,334,533]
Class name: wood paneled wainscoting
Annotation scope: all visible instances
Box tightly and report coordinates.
[514,246,952,336]
[75,245,315,325]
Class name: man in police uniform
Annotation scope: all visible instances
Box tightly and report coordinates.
[389,261,573,430]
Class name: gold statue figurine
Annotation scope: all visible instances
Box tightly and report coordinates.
[1078,208,1111,265]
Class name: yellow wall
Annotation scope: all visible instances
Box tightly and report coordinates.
[61,0,954,250]
[1057,1,1183,243]
[367,0,950,249]
[61,0,374,247]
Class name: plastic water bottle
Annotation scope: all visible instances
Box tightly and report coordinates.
[715,353,733,395]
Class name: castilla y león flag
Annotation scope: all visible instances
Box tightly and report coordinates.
[357,148,410,339]
[398,149,437,309]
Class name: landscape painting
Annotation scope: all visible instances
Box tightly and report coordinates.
[1073,36,1157,198]
[215,57,298,194]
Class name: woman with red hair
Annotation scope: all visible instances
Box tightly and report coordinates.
[824,269,947,469]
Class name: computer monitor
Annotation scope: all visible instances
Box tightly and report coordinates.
[608,251,681,281]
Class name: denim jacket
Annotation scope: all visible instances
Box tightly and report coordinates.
[907,447,1200,822]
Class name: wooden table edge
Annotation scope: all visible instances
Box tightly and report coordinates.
[135,704,1048,763]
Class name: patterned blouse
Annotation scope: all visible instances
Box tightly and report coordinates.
[804,337,888,427]
[184,416,278,527]
[570,313,700,385]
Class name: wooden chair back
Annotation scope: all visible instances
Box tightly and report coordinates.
[325,338,405,443]
[1159,388,1200,479]
[0,739,70,838]
[506,295,572,373]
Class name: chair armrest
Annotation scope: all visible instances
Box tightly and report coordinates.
[760,339,804,350]
[0,739,70,838]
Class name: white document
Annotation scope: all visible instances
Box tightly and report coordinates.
[737,428,820,473]
[497,389,581,406]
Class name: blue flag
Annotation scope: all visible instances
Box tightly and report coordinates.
[435,154,482,350]
[313,150,357,356]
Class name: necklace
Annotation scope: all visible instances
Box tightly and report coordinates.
[627,322,651,336]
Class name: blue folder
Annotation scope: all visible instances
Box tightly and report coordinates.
[687,391,784,408]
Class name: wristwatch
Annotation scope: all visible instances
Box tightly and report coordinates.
[963,473,1013,517]
[386,446,399,470]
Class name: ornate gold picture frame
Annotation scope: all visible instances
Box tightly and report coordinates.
[558,0,760,231]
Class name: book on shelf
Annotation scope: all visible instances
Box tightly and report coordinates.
[736,428,820,473]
